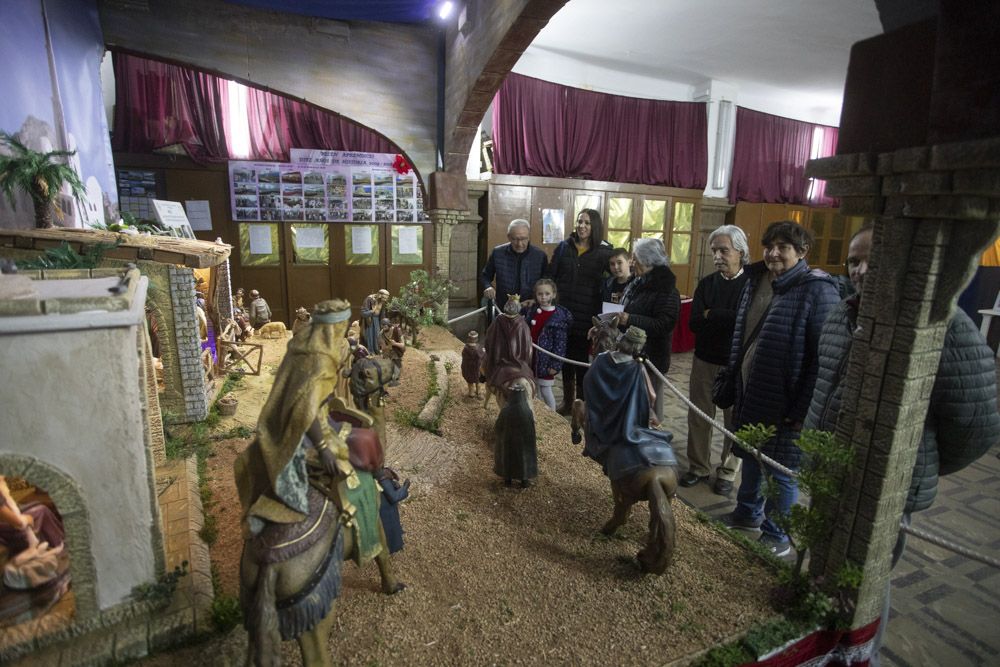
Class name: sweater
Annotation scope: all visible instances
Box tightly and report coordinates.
[688,270,750,365]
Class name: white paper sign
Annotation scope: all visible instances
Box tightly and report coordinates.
[398,226,419,255]
[295,226,326,249]
[184,200,213,231]
[151,199,195,238]
[602,301,625,314]
[248,225,273,255]
[352,226,373,255]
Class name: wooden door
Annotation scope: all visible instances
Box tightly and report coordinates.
[334,223,383,321]
[386,223,431,295]
[235,222,288,324]
[283,223,333,317]
[731,202,764,262]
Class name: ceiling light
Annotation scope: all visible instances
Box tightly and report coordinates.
[437,1,454,20]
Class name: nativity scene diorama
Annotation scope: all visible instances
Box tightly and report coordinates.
[0,225,995,667]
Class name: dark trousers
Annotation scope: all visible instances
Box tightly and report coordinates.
[561,333,590,400]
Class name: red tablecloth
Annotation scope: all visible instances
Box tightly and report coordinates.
[672,298,695,353]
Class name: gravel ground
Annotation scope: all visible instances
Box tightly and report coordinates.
[144,326,779,666]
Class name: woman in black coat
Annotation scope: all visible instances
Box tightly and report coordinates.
[618,237,680,423]
[547,208,613,412]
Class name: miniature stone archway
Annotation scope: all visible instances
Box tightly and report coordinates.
[0,454,98,618]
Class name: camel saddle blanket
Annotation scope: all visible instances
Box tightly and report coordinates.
[345,471,382,565]
[250,486,336,564]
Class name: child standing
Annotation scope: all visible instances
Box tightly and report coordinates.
[602,248,634,305]
[521,279,572,410]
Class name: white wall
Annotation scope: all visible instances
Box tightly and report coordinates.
[0,281,157,609]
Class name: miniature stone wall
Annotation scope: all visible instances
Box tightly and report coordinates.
[169,266,209,422]
[214,254,234,322]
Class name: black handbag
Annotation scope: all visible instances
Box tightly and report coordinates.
[712,367,736,409]
[712,303,769,410]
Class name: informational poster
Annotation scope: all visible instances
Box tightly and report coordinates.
[351,225,373,255]
[151,199,195,239]
[228,150,427,223]
[398,226,420,255]
[295,225,326,249]
[117,169,158,220]
[185,200,213,231]
[248,224,273,255]
[543,209,565,244]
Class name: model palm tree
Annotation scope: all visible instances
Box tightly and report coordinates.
[0,131,86,228]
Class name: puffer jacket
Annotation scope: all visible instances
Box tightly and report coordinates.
[806,298,1000,513]
[728,260,840,468]
[547,237,613,339]
[621,264,681,373]
[521,304,572,378]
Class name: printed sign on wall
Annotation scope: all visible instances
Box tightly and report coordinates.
[228,150,428,224]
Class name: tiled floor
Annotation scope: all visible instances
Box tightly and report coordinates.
[552,350,1000,666]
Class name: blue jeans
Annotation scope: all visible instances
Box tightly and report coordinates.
[733,455,798,543]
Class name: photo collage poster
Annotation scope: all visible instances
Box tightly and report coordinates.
[228,150,428,224]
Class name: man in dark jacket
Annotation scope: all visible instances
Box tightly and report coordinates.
[480,219,548,310]
[681,225,750,494]
[805,225,999,664]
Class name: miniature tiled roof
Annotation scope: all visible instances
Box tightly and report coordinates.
[0,227,231,268]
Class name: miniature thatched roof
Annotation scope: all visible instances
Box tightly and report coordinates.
[0,227,231,269]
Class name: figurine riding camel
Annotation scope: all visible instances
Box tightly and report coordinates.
[234,299,404,667]
[577,326,679,574]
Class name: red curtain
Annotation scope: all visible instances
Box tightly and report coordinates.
[492,73,708,189]
[111,51,398,163]
[111,51,230,161]
[729,107,839,205]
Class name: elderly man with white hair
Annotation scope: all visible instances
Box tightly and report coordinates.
[680,225,751,494]
[480,218,548,310]
[617,237,681,424]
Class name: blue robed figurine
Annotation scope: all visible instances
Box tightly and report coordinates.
[377,467,409,554]
[582,326,676,481]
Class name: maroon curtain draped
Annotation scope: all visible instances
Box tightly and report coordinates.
[111,51,230,161]
[729,107,839,205]
[492,73,708,189]
[112,51,398,163]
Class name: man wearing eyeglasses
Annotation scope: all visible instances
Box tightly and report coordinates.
[806,224,999,665]
[481,218,547,310]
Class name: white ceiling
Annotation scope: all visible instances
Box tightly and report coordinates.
[514,0,884,126]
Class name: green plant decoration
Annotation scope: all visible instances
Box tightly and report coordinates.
[0,131,87,228]
[388,269,457,345]
[16,239,121,270]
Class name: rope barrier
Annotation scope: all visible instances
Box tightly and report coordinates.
[641,359,799,478]
[901,524,1000,569]
[530,341,592,368]
[445,305,487,325]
